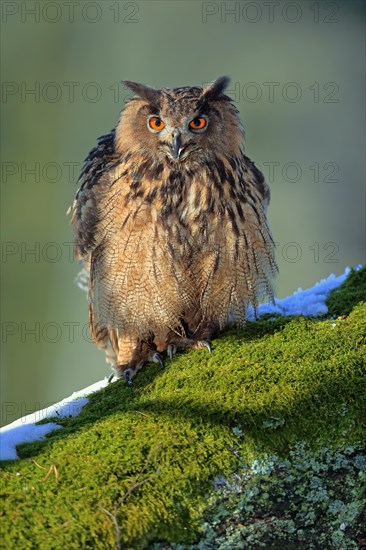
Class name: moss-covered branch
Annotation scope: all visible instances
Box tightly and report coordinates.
[1,268,365,549]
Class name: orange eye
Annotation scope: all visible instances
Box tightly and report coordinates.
[148,117,165,131]
[189,117,207,131]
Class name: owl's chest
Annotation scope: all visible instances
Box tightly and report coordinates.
[160,180,229,257]
[106,169,224,243]
[177,182,205,223]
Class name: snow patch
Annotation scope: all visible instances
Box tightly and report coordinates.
[0,378,111,461]
[246,267,358,320]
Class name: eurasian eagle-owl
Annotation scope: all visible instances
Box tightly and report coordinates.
[71,76,277,384]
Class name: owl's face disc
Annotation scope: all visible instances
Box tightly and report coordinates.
[116,78,244,165]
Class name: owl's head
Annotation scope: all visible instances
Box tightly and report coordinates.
[116,77,243,165]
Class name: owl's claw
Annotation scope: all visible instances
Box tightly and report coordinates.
[152,352,165,369]
[112,334,209,385]
[107,373,115,383]
[167,344,177,360]
[124,371,133,386]
[198,339,212,353]
[165,334,213,356]
[114,348,164,385]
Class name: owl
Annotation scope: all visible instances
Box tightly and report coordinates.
[70,76,277,385]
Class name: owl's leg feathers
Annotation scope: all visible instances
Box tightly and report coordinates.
[197,322,220,342]
[111,337,165,385]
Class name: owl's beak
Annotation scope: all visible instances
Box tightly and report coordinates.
[171,130,186,160]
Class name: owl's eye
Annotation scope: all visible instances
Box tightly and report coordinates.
[148,117,165,132]
[189,117,208,131]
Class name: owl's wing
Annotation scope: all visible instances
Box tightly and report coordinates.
[243,154,271,210]
[217,152,277,320]
[71,129,119,259]
[77,128,117,197]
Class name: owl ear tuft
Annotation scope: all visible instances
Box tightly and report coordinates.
[122,80,160,105]
[201,76,231,101]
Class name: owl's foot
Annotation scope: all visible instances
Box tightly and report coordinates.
[111,340,165,385]
[166,336,212,359]
[164,321,219,360]
[122,351,165,386]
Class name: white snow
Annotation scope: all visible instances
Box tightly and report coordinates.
[246,266,359,320]
[0,379,110,461]
[0,266,360,461]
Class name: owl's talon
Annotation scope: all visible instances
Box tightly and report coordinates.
[165,335,213,355]
[152,352,165,369]
[107,373,115,383]
[201,340,212,353]
[167,344,177,360]
[124,371,133,386]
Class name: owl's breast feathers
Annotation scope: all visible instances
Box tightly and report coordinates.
[71,138,277,334]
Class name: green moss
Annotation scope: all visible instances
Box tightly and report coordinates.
[326,266,366,317]
[1,271,365,549]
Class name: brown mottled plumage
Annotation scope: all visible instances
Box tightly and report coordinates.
[70,77,277,384]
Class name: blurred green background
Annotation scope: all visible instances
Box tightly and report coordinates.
[1,1,365,425]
